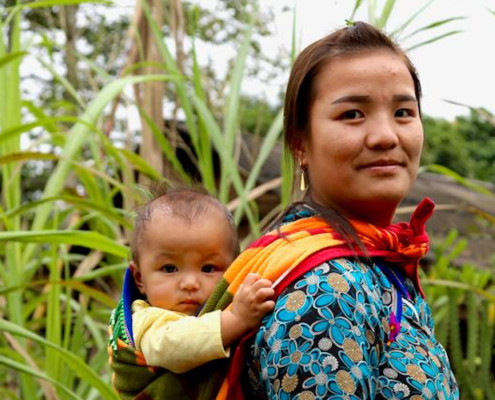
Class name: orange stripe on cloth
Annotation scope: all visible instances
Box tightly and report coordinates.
[222,218,344,297]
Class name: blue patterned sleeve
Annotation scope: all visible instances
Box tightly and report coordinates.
[250,260,386,400]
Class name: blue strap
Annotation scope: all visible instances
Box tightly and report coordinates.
[376,262,410,343]
[122,268,139,347]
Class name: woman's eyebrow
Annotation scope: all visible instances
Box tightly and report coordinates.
[332,94,417,104]
[332,95,371,104]
[393,94,417,102]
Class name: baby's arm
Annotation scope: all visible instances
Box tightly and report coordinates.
[220,273,275,347]
[133,274,274,373]
[133,304,230,373]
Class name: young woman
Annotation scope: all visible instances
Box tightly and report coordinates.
[237,21,459,399]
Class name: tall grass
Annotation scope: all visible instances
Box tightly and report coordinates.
[424,231,495,400]
[0,0,285,397]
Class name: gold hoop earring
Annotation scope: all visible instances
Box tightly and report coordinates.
[299,164,308,192]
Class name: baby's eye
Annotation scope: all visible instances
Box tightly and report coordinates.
[202,264,217,273]
[341,110,364,120]
[395,108,413,118]
[162,265,178,273]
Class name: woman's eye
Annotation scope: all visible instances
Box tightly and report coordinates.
[341,110,364,120]
[202,264,217,273]
[395,108,413,118]
[162,265,178,273]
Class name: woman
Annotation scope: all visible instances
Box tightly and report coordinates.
[236,21,459,399]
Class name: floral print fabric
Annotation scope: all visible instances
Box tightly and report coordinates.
[243,258,459,399]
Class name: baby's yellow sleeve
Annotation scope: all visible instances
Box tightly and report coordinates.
[132,300,229,373]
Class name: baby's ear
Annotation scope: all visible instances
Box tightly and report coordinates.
[130,261,145,295]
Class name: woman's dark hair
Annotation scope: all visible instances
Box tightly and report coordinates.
[282,21,422,251]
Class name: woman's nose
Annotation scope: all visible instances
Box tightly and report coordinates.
[366,115,399,150]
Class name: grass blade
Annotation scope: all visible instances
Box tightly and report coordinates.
[1,230,128,258]
[0,356,83,400]
[0,319,119,400]
[377,0,397,29]
[0,51,27,70]
[406,30,463,52]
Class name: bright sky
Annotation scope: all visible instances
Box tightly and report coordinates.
[111,0,494,121]
[259,0,495,121]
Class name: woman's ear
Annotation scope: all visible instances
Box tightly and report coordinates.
[296,145,307,167]
[130,261,146,295]
[294,135,308,166]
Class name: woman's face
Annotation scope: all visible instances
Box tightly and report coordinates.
[300,50,423,226]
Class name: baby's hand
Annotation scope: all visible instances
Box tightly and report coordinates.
[231,273,275,330]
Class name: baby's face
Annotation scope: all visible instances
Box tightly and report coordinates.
[132,208,236,315]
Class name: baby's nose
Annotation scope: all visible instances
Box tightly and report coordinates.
[180,274,200,291]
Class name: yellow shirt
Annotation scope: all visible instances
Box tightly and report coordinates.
[132,300,229,373]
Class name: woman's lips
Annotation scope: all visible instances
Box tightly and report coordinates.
[358,159,404,173]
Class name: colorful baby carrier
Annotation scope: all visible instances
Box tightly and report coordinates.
[107,198,434,400]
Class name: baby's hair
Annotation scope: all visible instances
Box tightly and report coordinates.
[130,181,239,264]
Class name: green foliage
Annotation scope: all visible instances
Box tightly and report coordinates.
[0,1,284,396]
[422,112,495,184]
[239,95,280,137]
[424,231,495,399]
[422,115,472,176]
[456,110,495,183]
[350,0,464,50]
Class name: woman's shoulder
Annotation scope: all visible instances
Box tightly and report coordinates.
[274,258,391,323]
[288,257,389,296]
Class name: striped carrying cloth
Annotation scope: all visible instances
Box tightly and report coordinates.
[199,197,434,400]
[107,198,433,400]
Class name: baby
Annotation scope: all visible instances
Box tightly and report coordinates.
[110,183,275,381]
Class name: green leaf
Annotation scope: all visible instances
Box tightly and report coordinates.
[0,151,58,164]
[349,0,364,21]
[0,319,119,400]
[368,0,377,26]
[192,95,259,233]
[233,110,283,223]
[1,230,128,258]
[406,30,463,52]
[423,279,495,303]
[422,164,493,196]
[5,194,131,228]
[137,108,190,183]
[402,17,466,41]
[0,116,95,146]
[37,56,86,109]
[0,51,27,70]
[0,356,84,400]
[11,0,112,10]
[390,0,435,38]
[117,148,163,181]
[377,0,397,29]
[219,19,253,202]
[0,279,117,307]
